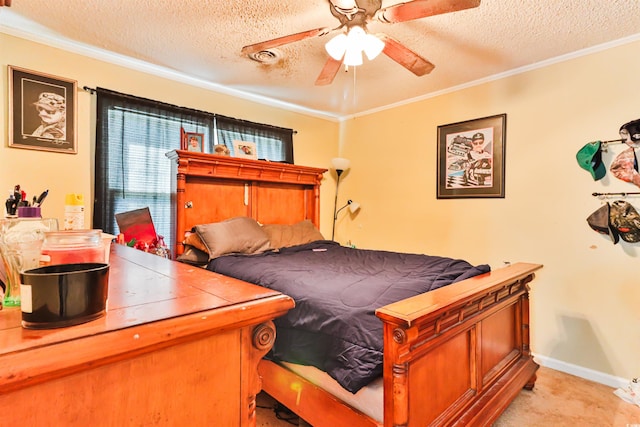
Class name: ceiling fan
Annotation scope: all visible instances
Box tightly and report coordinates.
[241,0,481,86]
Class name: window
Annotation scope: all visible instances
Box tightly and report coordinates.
[217,116,293,161]
[93,88,294,254]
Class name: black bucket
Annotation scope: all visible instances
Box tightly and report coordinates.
[20,263,109,329]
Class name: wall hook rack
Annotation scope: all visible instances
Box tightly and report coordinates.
[592,191,640,198]
[601,138,626,151]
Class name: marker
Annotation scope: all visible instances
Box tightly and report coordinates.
[35,189,49,207]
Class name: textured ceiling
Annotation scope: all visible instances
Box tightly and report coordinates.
[2,0,640,119]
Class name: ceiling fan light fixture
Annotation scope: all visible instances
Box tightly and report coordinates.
[362,34,384,60]
[325,33,348,60]
[325,26,384,66]
[343,46,363,66]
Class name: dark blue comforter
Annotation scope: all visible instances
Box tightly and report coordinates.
[207,240,490,393]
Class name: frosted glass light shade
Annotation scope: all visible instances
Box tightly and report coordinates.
[324,26,384,66]
[345,26,365,66]
[331,157,351,172]
[343,46,363,66]
[325,33,348,60]
[363,34,384,60]
[348,201,361,213]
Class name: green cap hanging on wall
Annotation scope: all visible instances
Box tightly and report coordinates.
[576,141,606,180]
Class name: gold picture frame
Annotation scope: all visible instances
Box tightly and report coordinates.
[8,66,77,154]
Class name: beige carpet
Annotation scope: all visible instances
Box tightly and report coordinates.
[256,366,640,426]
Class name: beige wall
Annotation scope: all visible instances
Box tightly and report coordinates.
[0,33,339,236]
[338,40,640,383]
[2,32,639,385]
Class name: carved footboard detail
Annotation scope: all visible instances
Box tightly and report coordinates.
[377,263,542,427]
[392,362,409,427]
[253,322,276,351]
[243,321,277,426]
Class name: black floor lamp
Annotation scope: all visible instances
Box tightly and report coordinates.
[331,157,351,240]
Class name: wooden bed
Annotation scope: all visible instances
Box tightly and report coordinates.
[167,149,542,427]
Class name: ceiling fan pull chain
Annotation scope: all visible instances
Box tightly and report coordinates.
[353,66,357,104]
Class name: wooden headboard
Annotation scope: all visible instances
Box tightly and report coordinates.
[166,150,327,256]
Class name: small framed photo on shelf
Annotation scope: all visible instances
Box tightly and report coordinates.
[8,65,77,154]
[232,140,258,160]
[183,132,204,153]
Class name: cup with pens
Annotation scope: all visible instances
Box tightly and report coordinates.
[5,186,48,218]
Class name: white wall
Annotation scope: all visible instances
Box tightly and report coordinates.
[338,39,640,386]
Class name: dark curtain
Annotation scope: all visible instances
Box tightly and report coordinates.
[94,88,214,248]
[94,88,295,254]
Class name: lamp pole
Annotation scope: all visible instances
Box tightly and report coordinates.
[331,169,344,241]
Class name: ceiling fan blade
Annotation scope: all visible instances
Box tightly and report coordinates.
[315,56,343,86]
[241,27,332,56]
[374,0,481,24]
[378,33,434,76]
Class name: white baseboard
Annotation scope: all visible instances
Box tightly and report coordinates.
[533,353,631,389]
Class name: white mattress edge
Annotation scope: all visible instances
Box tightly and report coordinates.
[280,361,384,423]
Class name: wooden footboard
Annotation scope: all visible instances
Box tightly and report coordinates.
[259,262,542,427]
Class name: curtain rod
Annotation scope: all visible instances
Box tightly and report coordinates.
[81,86,297,134]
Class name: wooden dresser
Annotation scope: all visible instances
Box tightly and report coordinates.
[0,244,294,426]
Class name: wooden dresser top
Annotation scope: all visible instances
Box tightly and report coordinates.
[0,244,294,392]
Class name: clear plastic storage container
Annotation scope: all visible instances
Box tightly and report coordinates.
[40,229,105,266]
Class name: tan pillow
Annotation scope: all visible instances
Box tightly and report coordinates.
[176,245,209,266]
[195,216,271,260]
[184,232,208,253]
[262,220,324,249]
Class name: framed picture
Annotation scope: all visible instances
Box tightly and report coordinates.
[8,66,77,154]
[183,132,204,153]
[437,114,506,199]
[232,140,258,160]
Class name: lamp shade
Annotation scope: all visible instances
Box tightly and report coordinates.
[363,34,384,60]
[324,26,385,66]
[343,45,363,66]
[325,33,348,60]
[331,157,351,172]
[348,201,361,214]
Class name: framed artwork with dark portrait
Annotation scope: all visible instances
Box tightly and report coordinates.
[436,114,506,199]
[8,66,77,154]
